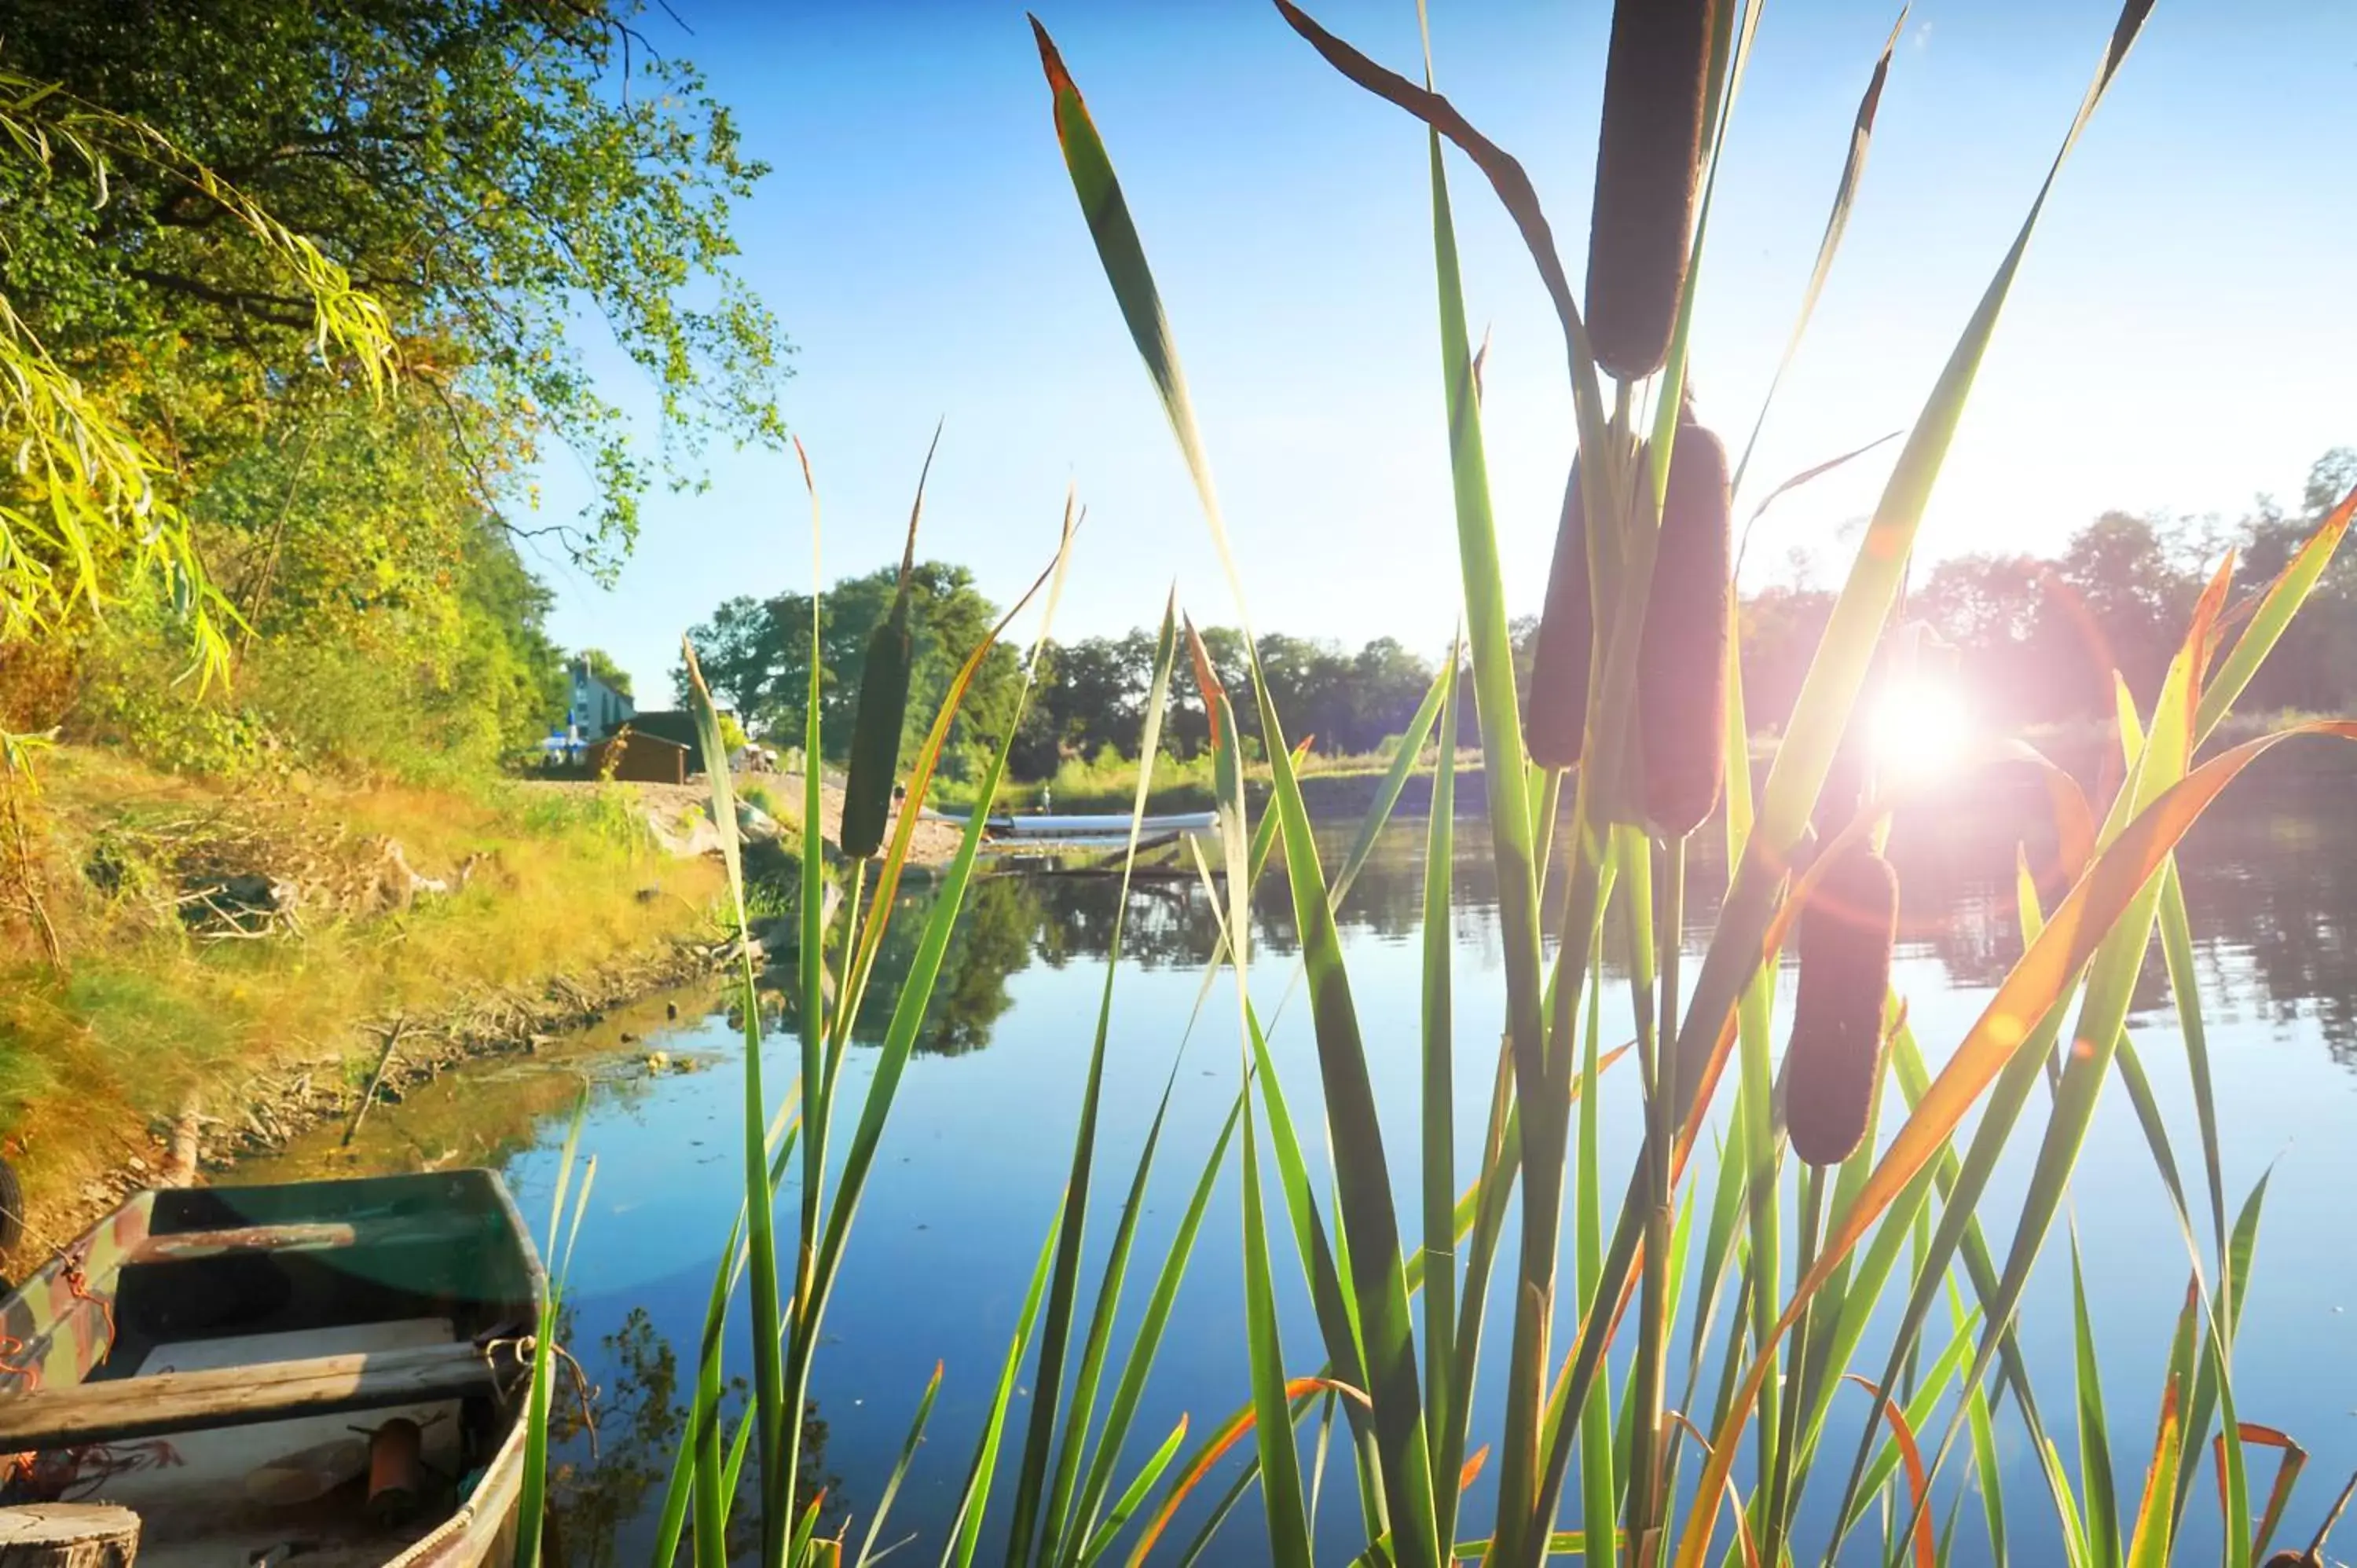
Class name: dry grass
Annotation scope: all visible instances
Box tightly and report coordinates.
[0,746,724,1245]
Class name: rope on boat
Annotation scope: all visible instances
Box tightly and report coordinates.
[482,1334,600,1460]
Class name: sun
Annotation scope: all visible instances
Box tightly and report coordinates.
[1868,672,1974,787]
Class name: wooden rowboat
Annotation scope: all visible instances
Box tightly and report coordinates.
[923,808,1219,841]
[0,1171,544,1566]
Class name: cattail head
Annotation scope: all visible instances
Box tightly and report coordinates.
[1525,458,1593,771]
[842,426,940,861]
[1785,846,1899,1167]
[841,610,913,860]
[1638,418,1730,836]
[1585,0,1711,381]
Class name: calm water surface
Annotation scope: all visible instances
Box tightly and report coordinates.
[237,782,2357,1563]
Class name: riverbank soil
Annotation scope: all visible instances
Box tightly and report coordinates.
[0,747,731,1258]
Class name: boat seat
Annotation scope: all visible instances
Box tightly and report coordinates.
[0,1340,507,1454]
[123,1212,490,1268]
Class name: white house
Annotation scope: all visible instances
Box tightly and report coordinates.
[566,655,636,742]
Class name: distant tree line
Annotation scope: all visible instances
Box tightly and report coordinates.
[1747,447,2355,734]
[680,447,2356,785]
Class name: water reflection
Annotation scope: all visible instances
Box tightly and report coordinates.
[544,1305,838,1566]
[838,779,2357,1062]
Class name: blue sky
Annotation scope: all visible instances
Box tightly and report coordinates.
[538,0,2357,702]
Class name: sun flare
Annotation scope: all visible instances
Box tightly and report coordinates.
[1869,673,1974,786]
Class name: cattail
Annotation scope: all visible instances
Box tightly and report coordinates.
[842,424,941,861]
[840,610,912,859]
[1786,846,1899,1167]
[1638,419,1730,836]
[1585,0,1711,381]
[1524,458,1593,770]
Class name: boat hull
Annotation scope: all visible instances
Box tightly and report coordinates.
[0,1170,544,1566]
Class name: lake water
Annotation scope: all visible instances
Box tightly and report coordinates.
[235,780,2357,1564]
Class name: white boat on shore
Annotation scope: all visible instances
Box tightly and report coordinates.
[924,809,1217,841]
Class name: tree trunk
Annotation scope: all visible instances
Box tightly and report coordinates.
[0,1504,141,1566]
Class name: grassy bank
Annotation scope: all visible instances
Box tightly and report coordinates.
[0,746,724,1249]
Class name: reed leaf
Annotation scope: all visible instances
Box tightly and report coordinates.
[1065,1090,1243,1568]
[2070,1230,2125,1567]
[1725,8,1907,499]
[944,1203,1065,1568]
[852,1364,943,1568]
[516,1089,591,1568]
[684,642,794,1560]
[1010,596,1185,1568]
[1678,718,2357,1568]
[1420,636,1462,1540]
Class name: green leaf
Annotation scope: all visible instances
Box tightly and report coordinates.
[856,1361,944,1568]
[2070,1229,2124,1566]
[1011,596,1186,1568]
[944,1197,1068,1568]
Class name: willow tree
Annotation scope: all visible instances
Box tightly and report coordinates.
[0,2,789,578]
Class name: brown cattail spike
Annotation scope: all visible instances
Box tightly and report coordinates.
[1585,0,1711,381]
[1524,457,1593,771]
[1638,419,1730,836]
[1786,848,1899,1167]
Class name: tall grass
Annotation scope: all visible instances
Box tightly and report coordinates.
[541,4,2357,1565]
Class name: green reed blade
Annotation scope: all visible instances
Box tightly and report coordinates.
[1729,431,1906,580]
[1417,115,1555,1565]
[653,1117,797,1568]
[1930,634,2201,1509]
[943,1197,1066,1568]
[1076,1416,1191,1566]
[1725,8,1908,501]
[1066,1093,1242,1568]
[807,520,1072,1334]
[2173,1173,2274,1559]
[850,1361,943,1568]
[1175,756,1291,1051]
[1264,654,1456,1032]
[1839,1298,1980,1537]
[1836,727,2357,1561]
[1960,1283,2011,1568]
[516,1088,588,1568]
[1274,0,1611,462]
[1012,596,1185,1568]
[1677,1114,1749,1436]
[791,445,830,1313]
[1421,634,1462,1539]
[2196,482,2356,742]
[2123,1284,2201,1568]
[1252,654,1442,1568]
[1167,1383,1323,1568]
[1666,0,2168,1264]
[2155,865,2225,1266]
[684,642,794,1560]
[1574,915,1615,1568]
[1446,1034,1523,1518]
[1244,1000,1378,1463]
[1028,22,1244,614]
[1241,1083,1316,1568]
[717,1401,758,1543]
[2069,1230,2125,1567]
[1647,0,1764,466]
[2112,1034,2194,1245]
